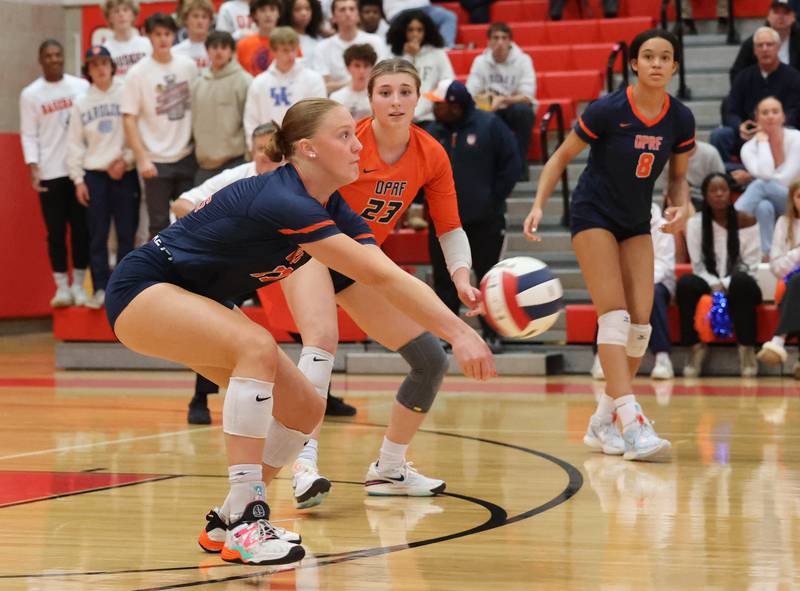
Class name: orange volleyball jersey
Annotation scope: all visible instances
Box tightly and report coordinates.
[338,118,461,245]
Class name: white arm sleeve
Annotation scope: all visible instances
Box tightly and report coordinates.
[19,90,40,165]
[438,227,472,277]
[178,163,253,207]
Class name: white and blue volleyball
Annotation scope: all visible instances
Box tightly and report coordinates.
[480,257,564,339]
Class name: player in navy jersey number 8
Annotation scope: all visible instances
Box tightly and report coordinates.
[523,29,696,461]
[105,98,494,566]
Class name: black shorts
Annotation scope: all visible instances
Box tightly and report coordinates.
[329,269,356,294]
[569,200,650,242]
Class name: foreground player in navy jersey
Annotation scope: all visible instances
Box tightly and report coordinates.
[106,98,494,566]
[523,29,695,461]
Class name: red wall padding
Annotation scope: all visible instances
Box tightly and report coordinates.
[0,133,54,318]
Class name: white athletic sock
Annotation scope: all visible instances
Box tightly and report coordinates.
[53,272,69,289]
[771,335,786,348]
[377,437,408,472]
[614,394,641,430]
[655,352,670,364]
[220,464,265,523]
[296,439,319,466]
[72,268,86,288]
[297,346,334,399]
[593,393,616,423]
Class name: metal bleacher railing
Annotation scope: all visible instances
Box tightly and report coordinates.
[538,103,570,227]
[606,41,629,92]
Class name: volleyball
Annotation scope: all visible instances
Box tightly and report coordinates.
[480,257,564,339]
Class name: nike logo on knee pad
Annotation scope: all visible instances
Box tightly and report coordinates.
[256,395,272,402]
[312,356,328,362]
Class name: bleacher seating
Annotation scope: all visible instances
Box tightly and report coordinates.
[456,17,652,47]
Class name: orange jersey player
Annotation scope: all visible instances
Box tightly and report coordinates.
[341,116,462,246]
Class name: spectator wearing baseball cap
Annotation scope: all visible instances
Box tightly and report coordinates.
[424,79,520,353]
[67,44,140,310]
[730,0,800,83]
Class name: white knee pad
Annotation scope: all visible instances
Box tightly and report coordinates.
[262,419,311,468]
[596,310,630,347]
[626,323,652,358]
[223,377,274,438]
[297,346,334,400]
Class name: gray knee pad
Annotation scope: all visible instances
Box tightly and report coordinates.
[396,332,448,413]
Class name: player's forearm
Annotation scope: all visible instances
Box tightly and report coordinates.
[123,115,149,162]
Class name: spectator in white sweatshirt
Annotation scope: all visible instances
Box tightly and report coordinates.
[216,0,257,40]
[757,179,800,378]
[382,0,458,48]
[101,0,152,80]
[386,9,454,125]
[67,46,139,311]
[314,0,389,94]
[736,96,800,258]
[20,40,91,308]
[281,0,325,66]
[172,0,213,70]
[330,44,376,120]
[359,0,390,37]
[466,22,536,181]
[122,13,199,238]
[243,27,326,148]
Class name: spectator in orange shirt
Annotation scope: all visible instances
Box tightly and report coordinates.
[236,0,283,75]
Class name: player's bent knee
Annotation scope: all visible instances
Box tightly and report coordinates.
[597,309,630,347]
[223,377,274,438]
[233,329,278,369]
[396,332,448,414]
[626,323,651,358]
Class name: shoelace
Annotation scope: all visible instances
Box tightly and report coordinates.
[254,519,280,541]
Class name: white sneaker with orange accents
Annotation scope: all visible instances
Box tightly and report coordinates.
[221,501,305,565]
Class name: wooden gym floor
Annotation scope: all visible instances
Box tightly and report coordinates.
[0,332,798,590]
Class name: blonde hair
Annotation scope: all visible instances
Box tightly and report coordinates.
[103,0,140,19]
[180,0,214,24]
[265,98,341,162]
[367,57,421,97]
[269,26,300,50]
[788,179,800,246]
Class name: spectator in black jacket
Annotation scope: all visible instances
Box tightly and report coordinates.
[710,26,800,173]
[729,0,800,84]
[424,79,520,353]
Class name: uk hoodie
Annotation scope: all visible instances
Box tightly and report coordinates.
[466,43,536,107]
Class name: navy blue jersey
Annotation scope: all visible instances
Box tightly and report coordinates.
[153,164,375,302]
[572,86,695,228]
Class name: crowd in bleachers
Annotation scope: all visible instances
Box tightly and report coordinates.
[17,0,800,378]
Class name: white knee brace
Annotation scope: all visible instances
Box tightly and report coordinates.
[262,419,311,468]
[626,323,652,358]
[297,346,334,400]
[596,310,630,347]
[223,377,274,438]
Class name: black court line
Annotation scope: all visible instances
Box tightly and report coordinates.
[0,425,583,589]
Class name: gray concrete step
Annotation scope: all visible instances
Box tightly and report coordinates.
[668,72,729,99]
[683,44,739,70]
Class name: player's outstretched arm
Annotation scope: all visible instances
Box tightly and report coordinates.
[661,151,690,235]
[302,235,496,381]
[523,131,587,242]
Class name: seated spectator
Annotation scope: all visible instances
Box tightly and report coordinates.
[359,0,390,36]
[217,0,257,40]
[314,0,388,94]
[424,80,519,353]
[549,0,617,20]
[710,27,800,172]
[730,0,800,84]
[330,44,376,120]
[243,27,326,146]
[466,22,535,182]
[383,0,457,47]
[735,96,800,258]
[757,180,800,378]
[101,0,152,80]
[281,0,324,65]
[122,13,199,238]
[237,0,283,76]
[386,9,454,125]
[170,123,282,423]
[677,173,762,378]
[173,0,213,70]
[67,46,139,311]
[591,203,677,380]
[676,0,727,35]
[20,39,90,308]
[192,31,253,183]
